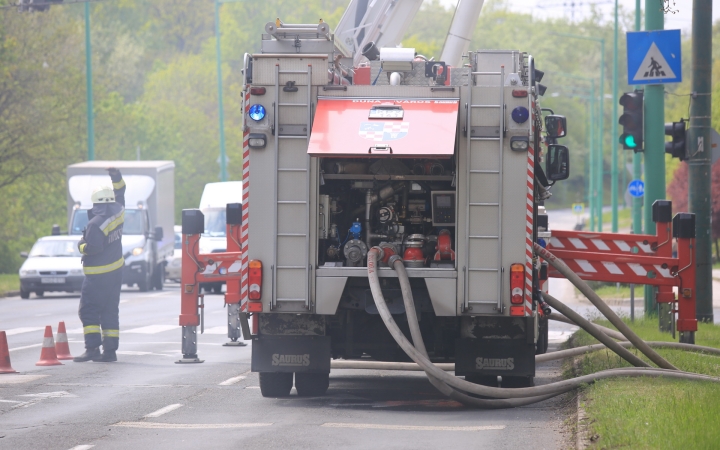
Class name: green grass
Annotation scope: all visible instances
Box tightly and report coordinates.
[589,284,633,300]
[567,318,720,449]
[0,273,19,295]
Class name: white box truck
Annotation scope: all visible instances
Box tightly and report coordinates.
[66,161,175,291]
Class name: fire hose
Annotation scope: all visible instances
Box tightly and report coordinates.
[352,246,720,409]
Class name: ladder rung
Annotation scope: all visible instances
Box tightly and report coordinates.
[278,103,308,107]
[470,137,500,141]
[277,233,307,237]
[276,266,306,269]
[469,235,499,239]
[276,298,307,302]
[279,70,310,75]
[279,136,308,139]
[469,203,499,206]
[278,168,308,172]
[278,201,307,204]
[470,170,499,173]
[470,105,501,108]
[468,268,499,272]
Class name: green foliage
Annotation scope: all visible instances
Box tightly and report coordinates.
[0,273,19,294]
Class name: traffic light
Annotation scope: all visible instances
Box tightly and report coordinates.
[665,119,687,161]
[618,90,644,152]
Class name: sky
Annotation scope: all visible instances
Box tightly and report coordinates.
[440,0,719,34]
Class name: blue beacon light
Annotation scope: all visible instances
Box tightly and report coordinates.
[511,106,529,124]
[249,104,266,121]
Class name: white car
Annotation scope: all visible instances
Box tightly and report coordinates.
[19,236,84,299]
[165,226,182,282]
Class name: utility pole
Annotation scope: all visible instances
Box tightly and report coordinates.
[597,40,605,232]
[215,0,228,181]
[85,2,94,161]
[643,0,664,318]
[689,0,713,323]
[633,0,643,237]
[611,0,619,232]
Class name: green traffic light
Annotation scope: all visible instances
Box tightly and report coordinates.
[624,135,637,148]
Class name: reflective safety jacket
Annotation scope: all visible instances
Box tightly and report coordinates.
[78,177,126,275]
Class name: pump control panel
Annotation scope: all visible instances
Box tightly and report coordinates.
[431,191,456,226]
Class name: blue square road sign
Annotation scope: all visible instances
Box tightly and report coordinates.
[627,30,682,85]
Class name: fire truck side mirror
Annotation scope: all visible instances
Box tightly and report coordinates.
[544,115,567,139]
[546,144,570,181]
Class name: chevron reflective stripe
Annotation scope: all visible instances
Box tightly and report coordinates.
[101,208,125,236]
[102,329,119,338]
[112,179,126,189]
[84,325,101,335]
[547,231,658,255]
[524,117,534,317]
[84,257,124,275]
[240,86,251,312]
[79,243,87,254]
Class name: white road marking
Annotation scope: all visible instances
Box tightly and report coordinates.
[68,446,95,450]
[203,326,228,335]
[321,423,505,432]
[4,327,44,336]
[144,403,183,418]
[114,422,272,429]
[124,325,178,334]
[0,375,48,385]
[116,351,174,357]
[47,383,191,388]
[8,343,42,352]
[0,399,23,403]
[19,391,77,398]
[245,386,260,389]
[219,375,247,386]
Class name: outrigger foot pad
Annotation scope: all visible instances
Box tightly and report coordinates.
[223,341,247,347]
[176,355,205,364]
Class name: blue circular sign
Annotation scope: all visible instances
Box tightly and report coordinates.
[628,179,645,198]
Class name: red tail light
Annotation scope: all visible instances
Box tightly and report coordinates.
[248,260,263,312]
[510,263,525,310]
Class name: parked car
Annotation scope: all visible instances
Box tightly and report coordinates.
[19,236,84,299]
[165,226,182,282]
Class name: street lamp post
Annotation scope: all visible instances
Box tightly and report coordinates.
[85,2,94,161]
[215,0,228,181]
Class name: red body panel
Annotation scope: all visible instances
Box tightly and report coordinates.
[307,99,459,158]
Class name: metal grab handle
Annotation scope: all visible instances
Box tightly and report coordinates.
[368,145,393,154]
[199,294,205,334]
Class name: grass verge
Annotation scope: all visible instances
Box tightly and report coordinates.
[0,273,19,296]
[567,318,720,448]
[600,207,632,231]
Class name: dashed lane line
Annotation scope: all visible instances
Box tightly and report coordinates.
[4,327,45,336]
[114,422,273,429]
[0,375,48,385]
[144,403,183,418]
[321,423,506,432]
[218,371,250,386]
[47,383,192,388]
[8,343,42,352]
[124,325,178,334]
[68,446,94,450]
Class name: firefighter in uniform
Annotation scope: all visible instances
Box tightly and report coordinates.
[74,168,126,363]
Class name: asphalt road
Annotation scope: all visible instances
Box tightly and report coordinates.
[0,285,574,450]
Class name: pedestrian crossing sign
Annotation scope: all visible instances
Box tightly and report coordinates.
[627,30,682,85]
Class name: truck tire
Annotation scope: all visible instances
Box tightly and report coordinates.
[152,265,164,291]
[137,272,150,292]
[536,317,549,355]
[259,372,293,397]
[35,291,44,298]
[294,372,330,397]
[20,288,30,299]
[501,376,534,388]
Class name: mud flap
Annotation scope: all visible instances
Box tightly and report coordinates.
[454,338,535,378]
[252,335,331,373]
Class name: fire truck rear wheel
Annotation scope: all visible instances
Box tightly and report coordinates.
[501,376,534,388]
[259,372,293,397]
[294,372,329,397]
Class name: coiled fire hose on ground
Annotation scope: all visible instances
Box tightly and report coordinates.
[343,246,720,409]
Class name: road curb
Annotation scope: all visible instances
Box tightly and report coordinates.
[0,290,19,299]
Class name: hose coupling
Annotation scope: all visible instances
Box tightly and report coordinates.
[387,254,403,267]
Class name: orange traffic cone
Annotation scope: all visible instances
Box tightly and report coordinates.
[36,326,63,366]
[55,321,73,360]
[0,331,17,374]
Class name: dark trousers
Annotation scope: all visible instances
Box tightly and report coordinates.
[79,269,122,351]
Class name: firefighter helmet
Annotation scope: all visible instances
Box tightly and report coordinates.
[91,186,115,204]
